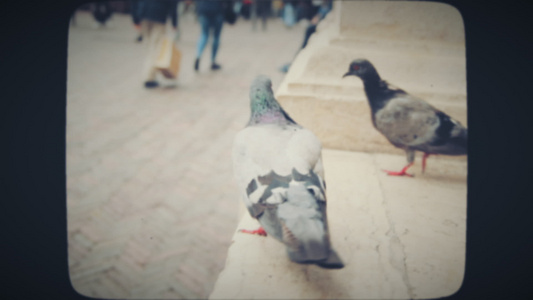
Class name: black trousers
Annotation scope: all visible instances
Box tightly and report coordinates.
[301,24,317,49]
[93,2,113,24]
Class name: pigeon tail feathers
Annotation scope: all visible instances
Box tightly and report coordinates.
[425,111,468,155]
[277,184,344,268]
[315,249,345,269]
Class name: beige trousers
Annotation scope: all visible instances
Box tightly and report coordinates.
[141,21,167,82]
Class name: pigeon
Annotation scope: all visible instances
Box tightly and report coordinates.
[343,58,467,177]
[231,75,344,269]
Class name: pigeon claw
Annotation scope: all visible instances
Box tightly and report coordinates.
[382,162,415,177]
[382,169,414,177]
[239,227,267,236]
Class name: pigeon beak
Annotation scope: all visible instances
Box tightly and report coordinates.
[342,71,352,78]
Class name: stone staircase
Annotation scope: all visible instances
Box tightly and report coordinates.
[276,1,467,156]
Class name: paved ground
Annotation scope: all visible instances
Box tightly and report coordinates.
[66,10,305,299]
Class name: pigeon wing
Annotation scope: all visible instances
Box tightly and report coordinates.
[374,95,467,155]
[374,95,442,146]
[232,123,324,218]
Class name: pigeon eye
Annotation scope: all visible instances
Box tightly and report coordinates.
[352,65,360,71]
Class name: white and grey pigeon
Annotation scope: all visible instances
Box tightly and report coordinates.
[232,75,344,269]
[343,58,467,177]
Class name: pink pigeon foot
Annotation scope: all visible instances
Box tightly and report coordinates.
[239,227,267,236]
[383,162,414,177]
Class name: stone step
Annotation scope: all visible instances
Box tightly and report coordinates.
[330,36,465,58]
[277,92,467,156]
[284,81,467,107]
[290,45,466,97]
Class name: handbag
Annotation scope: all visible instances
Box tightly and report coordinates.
[155,37,182,79]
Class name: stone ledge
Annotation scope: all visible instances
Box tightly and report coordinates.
[209,149,466,299]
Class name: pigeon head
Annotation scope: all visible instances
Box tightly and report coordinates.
[251,75,272,88]
[343,58,380,82]
[247,75,296,125]
[250,75,273,99]
[249,75,280,113]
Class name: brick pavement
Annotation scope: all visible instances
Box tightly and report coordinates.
[67,10,305,299]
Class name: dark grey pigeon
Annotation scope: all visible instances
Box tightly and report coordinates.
[232,75,344,269]
[343,58,467,177]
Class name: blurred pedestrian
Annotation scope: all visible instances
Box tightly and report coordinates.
[70,9,77,27]
[255,0,271,31]
[131,0,145,42]
[139,0,179,88]
[240,0,252,19]
[295,0,318,23]
[300,0,330,48]
[92,2,113,28]
[282,0,296,28]
[280,0,331,72]
[194,0,233,71]
[182,0,194,14]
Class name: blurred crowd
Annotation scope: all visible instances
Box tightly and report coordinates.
[75,1,331,27]
[71,0,333,88]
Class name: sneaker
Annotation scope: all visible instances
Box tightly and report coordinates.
[211,62,221,70]
[144,81,159,88]
[194,58,199,71]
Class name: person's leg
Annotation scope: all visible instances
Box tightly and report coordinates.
[301,24,317,49]
[195,15,210,70]
[142,21,155,82]
[102,2,113,26]
[211,14,224,69]
[143,21,166,87]
[280,23,317,73]
[259,2,268,30]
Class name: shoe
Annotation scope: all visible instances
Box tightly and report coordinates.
[144,81,159,88]
[279,63,291,73]
[211,62,221,70]
[194,58,199,71]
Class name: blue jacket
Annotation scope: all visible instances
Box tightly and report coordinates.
[140,0,179,27]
